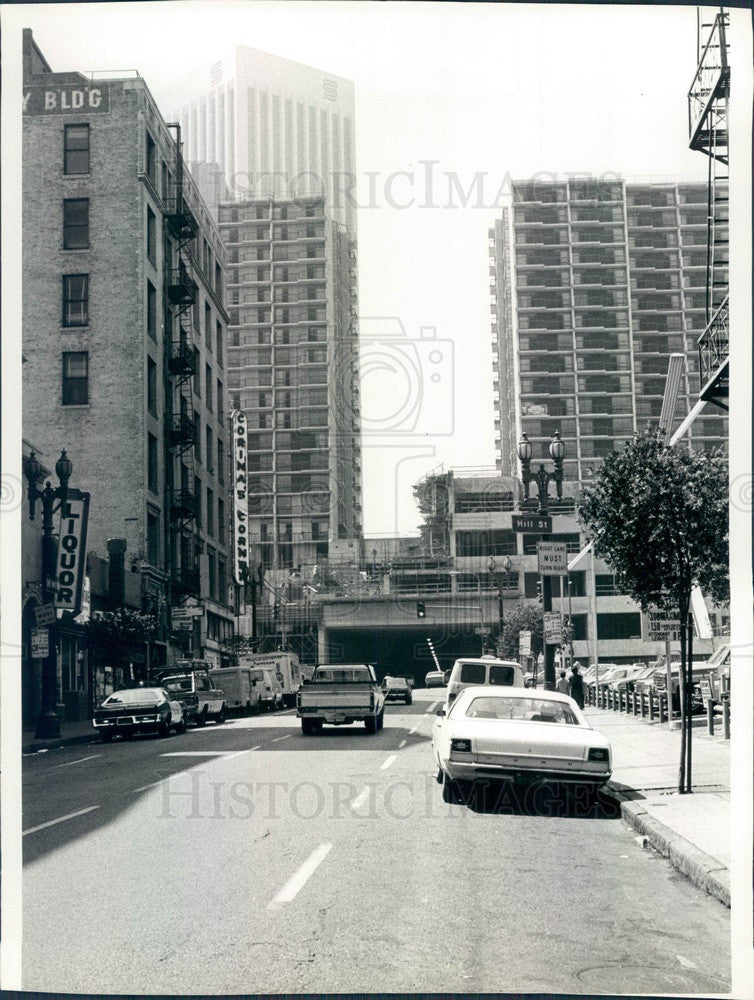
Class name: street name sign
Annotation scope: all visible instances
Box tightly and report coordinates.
[543,613,563,645]
[537,541,568,575]
[518,630,532,656]
[31,628,49,659]
[512,513,552,533]
[34,603,56,627]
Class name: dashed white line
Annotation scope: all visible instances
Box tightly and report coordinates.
[398,739,407,749]
[55,754,101,767]
[380,754,397,770]
[160,751,231,757]
[350,786,371,811]
[271,734,291,743]
[23,806,100,836]
[250,745,262,751]
[267,844,333,908]
[409,726,418,735]
[132,781,161,793]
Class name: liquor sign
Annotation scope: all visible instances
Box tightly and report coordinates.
[232,410,250,585]
[543,612,563,646]
[537,541,568,576]
[34,603,56,627]
[518,630,532,656]
[23,83,111,116]
[54,490,90,615]
[31,628,49,659]
[512,513,552,533]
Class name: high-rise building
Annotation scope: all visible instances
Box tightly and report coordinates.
[490,178,728,482]
[22,29,235,670]
[162,46,357,233]
[218,196,362,574]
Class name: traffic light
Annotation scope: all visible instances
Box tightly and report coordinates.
[416,601,426,619]
[536,579,543,604]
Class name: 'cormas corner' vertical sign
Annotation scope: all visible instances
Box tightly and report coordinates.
[232,410,249,585]
[54,489,90,615]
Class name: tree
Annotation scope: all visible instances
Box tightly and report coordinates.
[89,607,159,683]
[578,431,728,793]
[497,603,543,662]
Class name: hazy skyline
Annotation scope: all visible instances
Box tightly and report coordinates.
[8,2,713,535]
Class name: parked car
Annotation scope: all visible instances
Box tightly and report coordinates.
[425,670,447,688]
[248,667,284,710]
[432,686,612,804]
[446,656,525,706]
[382,675,413,704]
[239,651,302,707]
[93,687,185,742]
[695,643,731,704]
[609,664,656,693]
[209,667,261,715]
[157,662,226,726]
[603,665,646,691]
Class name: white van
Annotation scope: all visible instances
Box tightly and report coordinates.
[446,655,525,706]
[239,652,302,707]
[209,667,261,716]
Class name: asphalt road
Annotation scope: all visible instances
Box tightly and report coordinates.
[22,689,731,995]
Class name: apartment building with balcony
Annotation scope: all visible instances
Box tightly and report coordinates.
[490,177,728,483]
[22,30,234,667]
[218,196,362,578]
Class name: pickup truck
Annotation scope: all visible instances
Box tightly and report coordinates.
[156,661,226,726]
[297,664,385,735]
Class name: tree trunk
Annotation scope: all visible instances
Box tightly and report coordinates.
[677,589,691,794]
[686,612,694,794]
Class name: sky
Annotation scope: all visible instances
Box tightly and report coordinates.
[8,1,713,536]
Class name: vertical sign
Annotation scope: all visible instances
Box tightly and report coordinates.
[54,490,90,615]
[232,410,249,584]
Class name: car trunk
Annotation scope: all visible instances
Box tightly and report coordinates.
[460,720,593,762]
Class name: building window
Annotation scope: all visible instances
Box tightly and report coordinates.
[216,321,223,366]
[206,364,213,411]
[215,261,222,298]
[206,426,213,472]
[596,613,642,640]
[207,488,214,536]
[194,476,202,527]
[147,206,157,265]
[218,556,227,603]
[147,281,157,340]
[193,410,201,459]
[62,274,89,326]
[218,498,225,543]
[193,348,201,396]
[205,303,212,350]
[147,509,160,565]
[147,356,157,416]
[63,198,89,249]
[207,549,216,600]
[216,379,224,416]
[62,351,88,405]
[64,124,90,175]
[217,438,224,483]
[146,130,156,184]
[147,433,158,494]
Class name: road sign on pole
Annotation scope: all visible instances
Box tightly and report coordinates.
[537,542,568,576]
[31,628,49,659]
[518,630,532,656]
[512,513,552,533]
[543,613,562,645]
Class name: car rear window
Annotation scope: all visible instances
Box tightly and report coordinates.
[466,695,580,725]
[163,678,192,693]
[459,663,486,684]
[104,689,161,705]
[488,664,517,686]
[316,668,371,682]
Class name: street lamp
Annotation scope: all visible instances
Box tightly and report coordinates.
[516,432,566,691]
[24,449,74,739]
[487,554,512,653]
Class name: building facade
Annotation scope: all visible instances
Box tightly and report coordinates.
[490,178,728,483]
[162,45,357,233]
[22,30,235,673]
[218,196,362,577]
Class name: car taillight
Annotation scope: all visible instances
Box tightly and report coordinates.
[369,691,374,710]
[588,747,609,762]
[448,692,456,703]
[451,738,472,753]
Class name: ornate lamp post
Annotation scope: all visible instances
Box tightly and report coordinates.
[487,554,512,653]
[517,432,566,691]
[24,449,73,739]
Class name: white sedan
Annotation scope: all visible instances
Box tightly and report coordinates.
[432,686,612,803]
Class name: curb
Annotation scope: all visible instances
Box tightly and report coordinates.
[23,731,99,755]
[620,798,730,907]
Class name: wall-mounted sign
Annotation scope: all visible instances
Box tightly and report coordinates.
[34,603,56,627]
[54,490,90,615]
[31,628,49,659]
[543,613,563,645]
[512,514,552,533]
[537,541,568,576]
[23,83,111,115]
[232,410,249,585]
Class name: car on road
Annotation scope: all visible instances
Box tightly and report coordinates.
[382,675,413,704]
[432,686,612,804]
[297,663,385,734]
[93,687,186,742]
[158,663,227,726]
[425,670,447,688]
[209,666,261,715]
[446,656,524,706]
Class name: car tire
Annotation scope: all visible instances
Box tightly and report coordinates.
[99,730,113,743]
[174,717,187,735]
[377,709,385,730]
[301,718,315,735]
[436,766,444,785]
[159,716,171,738]
[196,707,208,727]
[405,694,412,705]
[215,705,226,725]
[441,771,457,803]
[244,701,253,717]
[365,715,377,734]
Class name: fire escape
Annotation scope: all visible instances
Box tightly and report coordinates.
[688,7,729,410]
[165,123,200,600]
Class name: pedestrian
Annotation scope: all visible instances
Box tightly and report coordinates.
[569,662,585,709]
[556,670,570,695]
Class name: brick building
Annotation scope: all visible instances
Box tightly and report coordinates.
[22,30,235,675]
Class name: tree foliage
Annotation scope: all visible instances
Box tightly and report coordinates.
[89,608,159,663]
[497,603,543,660]
[577,432,728,613]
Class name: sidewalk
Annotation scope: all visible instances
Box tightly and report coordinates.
[23,718,98,755]
[584,706,731,906]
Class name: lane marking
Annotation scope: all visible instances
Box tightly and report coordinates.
[250,745,262,751]
[268,843,333,908]
[350,787,371,811]
[398,739,407,749]
[271,735,291,743]
[132,781,161,793]
[426,701,440,714]
[160,751,230,757]
[23,806,100,836]
[55,754,101,767]
[409,727,418,735]
[380,755,397,770]
[677,955,697,970]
